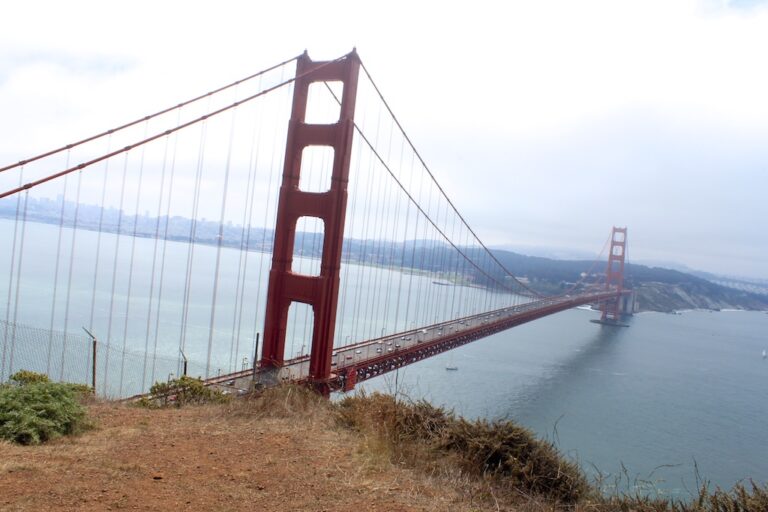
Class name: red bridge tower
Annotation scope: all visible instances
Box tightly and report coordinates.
[600,226,628,322]
[260,51,360,393]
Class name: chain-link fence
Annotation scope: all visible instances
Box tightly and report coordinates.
[0,319,214,398]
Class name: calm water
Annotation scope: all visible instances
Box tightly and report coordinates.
[2,218,767,495]
[0,218,518,394]
[360,308,768,497]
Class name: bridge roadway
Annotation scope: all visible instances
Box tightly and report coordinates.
[206,289,621,394]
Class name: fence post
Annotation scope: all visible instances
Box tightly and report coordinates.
[252,333,260,381]
[92,338,96,391]
[180,349,188,377]
[82,327,97,392]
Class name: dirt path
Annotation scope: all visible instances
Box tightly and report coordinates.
[0,402,481,511]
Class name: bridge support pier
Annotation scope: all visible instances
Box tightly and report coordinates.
[598,226,628,324]
[260,50,360,394]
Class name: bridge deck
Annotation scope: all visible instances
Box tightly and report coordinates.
[206,290,621,394]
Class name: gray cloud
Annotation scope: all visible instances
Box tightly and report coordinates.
[0,0,766,279]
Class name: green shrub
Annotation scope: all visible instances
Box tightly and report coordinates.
[0,381,88,445]
[141,376,230,408]
[9,369,50,385]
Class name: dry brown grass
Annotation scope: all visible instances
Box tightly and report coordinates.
[0,387,484,511]
[587,482,768,512]
[1,385,766,512]
[336,391,590,509]
[228,382,328,419]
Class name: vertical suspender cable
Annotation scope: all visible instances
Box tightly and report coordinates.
[382,156,402,329]
[351,105,380,343]
[240,111,267,361]
[141,125,172,392]
[249,111,276,358]
[102,153,131,395]
[416,179,433,326]
[179,117,209,367]
[230,156,255,369]
[336,103,365,347]
[430,196,445,324]
[362,145,384,340]
[150,112,181,385]
[206,99,238,377]
[402,153,420,333]
[2,167,24,381]
[61,167,83,379]
[251,70,292,362]
[369,121,393,337]
[8,190,30,376]
[47,158,70,374]
[88,136,113,331]
[377,121,399,334]
[327,81,358,347]
[118,122,149,396]
[397,152,416,332]
[231,77,262,370]
[448,210,459,320]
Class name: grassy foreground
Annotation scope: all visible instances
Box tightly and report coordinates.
[332,390,768,511]
[1,382,766,511]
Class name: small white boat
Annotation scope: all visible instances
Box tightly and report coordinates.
[762,349,767,359]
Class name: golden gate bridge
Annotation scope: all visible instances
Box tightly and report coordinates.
[0,50,629,397]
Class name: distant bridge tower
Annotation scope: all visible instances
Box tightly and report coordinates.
[260,51,360,393]
[600,227,627,322]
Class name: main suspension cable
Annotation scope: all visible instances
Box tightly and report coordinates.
[0,55,301,174]
[0,55,349,200]
[322,81,535,298]
[357,62,542,298]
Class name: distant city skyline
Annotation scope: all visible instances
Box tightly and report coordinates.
[3,195,765,286]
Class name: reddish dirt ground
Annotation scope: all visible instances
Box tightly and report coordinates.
[0,402,482,512]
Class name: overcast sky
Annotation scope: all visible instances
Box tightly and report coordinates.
[1,0,766,279]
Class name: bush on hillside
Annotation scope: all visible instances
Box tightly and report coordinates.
[139,376,230,408]
[0,374,88,445]
[8,370,93,397]
[336,392,590,504]
[9,369,50,385]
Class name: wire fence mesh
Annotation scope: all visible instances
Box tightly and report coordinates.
[0,319,215,398]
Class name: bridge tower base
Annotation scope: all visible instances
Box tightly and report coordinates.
[260,51,360,394]
[599,227,628,324]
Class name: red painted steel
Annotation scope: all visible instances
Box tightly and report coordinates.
[342,367,357,392]
[261,50,360,393]
[600,227,627,322]
[206,290,622,392]
[331,291,620,391]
